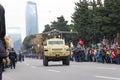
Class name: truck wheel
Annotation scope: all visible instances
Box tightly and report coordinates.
[62,57,70,65]
[62,60,66,65]
[43,56,48,66]
[65,57,70,65]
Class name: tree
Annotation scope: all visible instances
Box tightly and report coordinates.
[43,24,51,32]
[43,15,78,46]
[101,0,120,42]
[72,0,120,46]
[51,15,69,31]
[22,35,36,49]
[34,34,43,54]
[72,1,94,45]
[43,16,69,38]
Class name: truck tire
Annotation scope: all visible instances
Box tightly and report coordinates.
[43,56,48,66]
[62,57,70,65]
[65,57,70,65]
[62,59,66,65]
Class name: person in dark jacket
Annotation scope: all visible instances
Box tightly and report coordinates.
[18,53,22,62]
[101,47,106,63]
[0,4,6,38]
[9,48,17,69]
[0,4,6,80]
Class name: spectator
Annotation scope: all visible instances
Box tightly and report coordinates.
[101,47,106,63]
[115,45,120,64]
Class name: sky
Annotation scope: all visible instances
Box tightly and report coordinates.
[0,0,78,40]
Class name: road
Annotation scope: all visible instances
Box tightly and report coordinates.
[3,58,120,80]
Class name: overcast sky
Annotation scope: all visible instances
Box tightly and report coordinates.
[0,0,78,40]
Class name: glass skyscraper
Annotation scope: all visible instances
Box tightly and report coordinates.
[26,1,38,36]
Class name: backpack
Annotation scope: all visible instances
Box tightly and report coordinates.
[0,39,7,58]
[9,51,16,60]
[10,54,15,60]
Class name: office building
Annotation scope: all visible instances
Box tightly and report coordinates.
[26,1,38,36]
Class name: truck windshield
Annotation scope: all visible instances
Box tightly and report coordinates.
[48,41,63,45]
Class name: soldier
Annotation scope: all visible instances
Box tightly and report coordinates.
[9,48,17,69]
[0,4,6,80]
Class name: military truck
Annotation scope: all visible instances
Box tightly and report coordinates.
[4,36,13,67]
[43,37,70,66]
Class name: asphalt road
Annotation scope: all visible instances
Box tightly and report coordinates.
[3,58,120,80]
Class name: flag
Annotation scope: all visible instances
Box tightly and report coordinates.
[79,39,84,45]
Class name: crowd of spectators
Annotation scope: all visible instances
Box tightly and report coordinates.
[71,43,120,65]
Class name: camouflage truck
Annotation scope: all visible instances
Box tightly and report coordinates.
[43,37,70,66]
[4,36,13,67]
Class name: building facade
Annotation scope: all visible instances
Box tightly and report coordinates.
[26,1,38,36]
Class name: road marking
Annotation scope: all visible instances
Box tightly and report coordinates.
[95,76,120,80]
[96,67,116,70]
[48,69,61,72]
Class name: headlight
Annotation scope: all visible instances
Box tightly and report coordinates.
[64,48,70,51]
[66,48,70,51]
[44,48,48,51]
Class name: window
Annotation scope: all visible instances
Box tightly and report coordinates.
[48,41,63,45]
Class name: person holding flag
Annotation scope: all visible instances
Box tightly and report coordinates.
[78,39,85,50]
